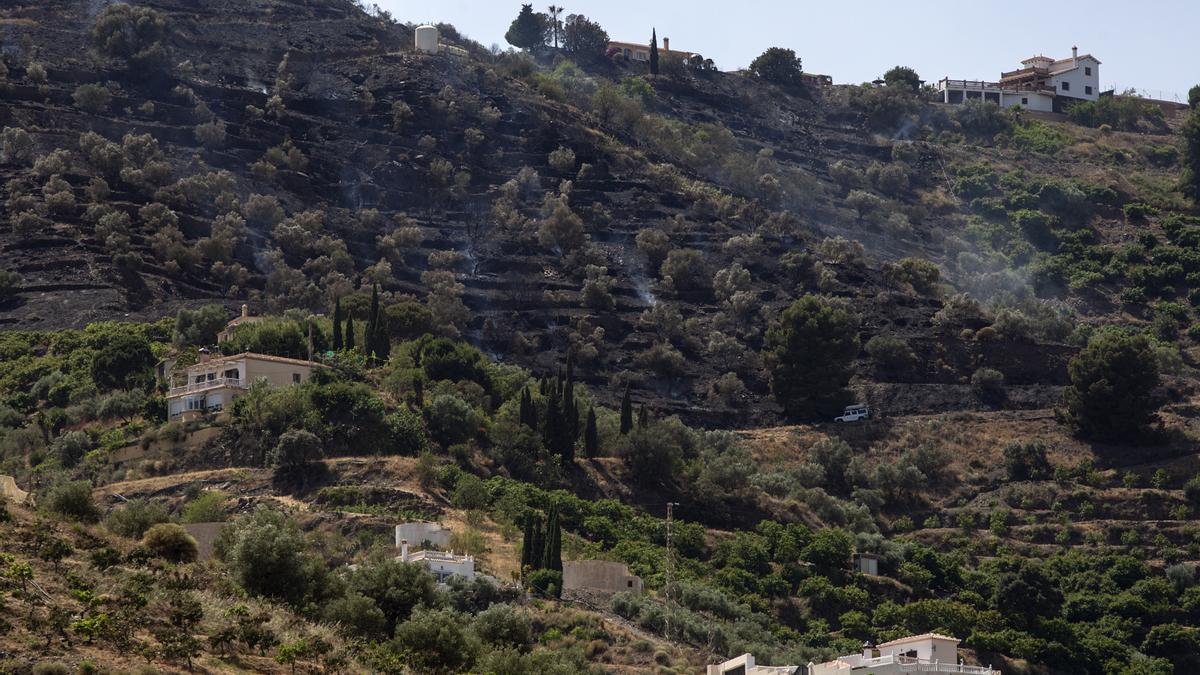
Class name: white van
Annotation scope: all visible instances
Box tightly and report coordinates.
[834,404,870,423]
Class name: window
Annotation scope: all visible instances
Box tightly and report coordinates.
[186,396,205,411]
[1022,97,1028,105]
[1061,81,1070,91]
[1085,66,1092,76]
[627,579,634,588]
[223,368,238,380]
[292,373,302,384]
[1085,85,1093,95]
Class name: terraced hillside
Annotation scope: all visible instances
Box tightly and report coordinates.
[4,0,1194,427]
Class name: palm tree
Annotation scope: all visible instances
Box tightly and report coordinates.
[547,5,563,49]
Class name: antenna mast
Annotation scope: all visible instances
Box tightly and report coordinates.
[665,501,679,643]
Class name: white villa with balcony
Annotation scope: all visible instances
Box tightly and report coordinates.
[809,634,1000,675]
[166,351,323,420]
[936,47,1100,113]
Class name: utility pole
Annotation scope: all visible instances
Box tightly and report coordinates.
[665,501,679,643]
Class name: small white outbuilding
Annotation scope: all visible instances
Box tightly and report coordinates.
[415,25,438,54]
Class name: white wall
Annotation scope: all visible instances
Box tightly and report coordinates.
[1050,57,1100,100]
[879,636,959,662]
[1000,90,1055,112]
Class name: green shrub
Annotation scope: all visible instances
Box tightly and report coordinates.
[971,368,1005,405]
[1064,330,1160,441]
[142,523,199,563]
[105,499,170,538]
[865,335,915,376]
[43,480,100,523]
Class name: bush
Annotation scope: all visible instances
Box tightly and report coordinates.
[91,4,169,69]
[90,332,155,392]
[865,335,915,376]
[42,481,99,523]
[1064,330,1160,441]
[660,249,710,293]
[322,593,388,639]
[425,394,482,447]
[472,603,531,649]
[106,499,170,538]
[142,523,199,563]
[72,84,112,113]
[347,558,440,631]
[268,429,323,469]
[971,368,1005,405]
[390,607,480,674]
[0,270,20,301]
[181,490,228,523]
[547,146,576,173]
[218,507,331,606]
[1003,441,1051,481]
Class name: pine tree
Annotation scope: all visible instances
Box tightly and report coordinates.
[345,313,355,351]
[649,28,659,75]
[619,384,633,435]
[505,4,548,51]
[332,298,343,351]
[638,404,649,429]
[584,406,598,457]
[541,504,562,573]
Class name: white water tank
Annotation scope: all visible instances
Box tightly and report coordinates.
[415,25,438,54]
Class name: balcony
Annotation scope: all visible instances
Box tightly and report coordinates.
[860,655,996,674]
[168,377,244,397]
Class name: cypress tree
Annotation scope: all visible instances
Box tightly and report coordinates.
[649,28,659,75]
[520,513,535,572]
[373,307,390,362]
[541,504,562,573]
[345,313,355,351]
[619,383,633,435]
[543,386,563,453]
[584,406,598,457]
[563,352,577,442]
[529,517,544,571]
[365,284,380,360]
[638,404,649,429]
[413,377,424,407]
[332,297,343,350]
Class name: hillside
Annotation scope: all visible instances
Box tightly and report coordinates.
[2,0,1200,674]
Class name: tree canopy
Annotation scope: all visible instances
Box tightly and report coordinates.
[764,295,860,418]
[1063,330,1160,441]
[504,4,548,51]
[749,47,803,87]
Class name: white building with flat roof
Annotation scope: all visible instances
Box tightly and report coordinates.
[706,653,800,675]
[937,47,1100,113]
[809,634,1000,675]
[398,538,474,583]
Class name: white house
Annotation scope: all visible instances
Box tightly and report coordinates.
[166,351,323,420]
[706,653,801,675]
[936,47,1100,113]
[809,634,1000,674]
[398,538,474,584]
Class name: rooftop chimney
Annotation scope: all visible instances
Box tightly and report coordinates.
[663,37,669,52]
[241,303,249,318]
[400,539,409,562]
[198,347,211,364]
[1072,46,1078,66]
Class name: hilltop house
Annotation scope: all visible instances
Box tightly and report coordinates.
[936,46,1100,113]
[216,304,264,343]
[808,633,1000,674]
[165,351,323,420]
[608,36,697,63]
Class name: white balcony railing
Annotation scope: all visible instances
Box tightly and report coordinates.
[842,655,996,674]
[167,377,244,397]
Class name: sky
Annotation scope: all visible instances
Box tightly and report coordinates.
[381,0,1198,101]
